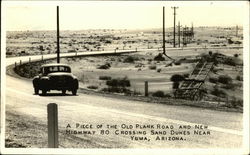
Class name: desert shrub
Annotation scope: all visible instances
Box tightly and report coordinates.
[172,82,180,89]
[183,73,189,78]
[170,74,184,82]
[165,63,173,67]
[236,75,243,81]
[154,53,165,61]
[104,40,112,44]
[234,54,239,58]
[87,85,98,89]
[200,52,219,64]
[157,68,161,73]
[164,93,172,97]
[212,67,223,74]
[149,65,156,70]
[152,90,165,97]
[230,97,243,108]
[97,63,111,69]
[220,83,236,90]
[106,77,131,87]
[224,58,237,66]
[39,45,44,51]
[102,87,131,94]
[209,77,218,83]
[208,51,213,56]
[104,77,131,94]
[174,61,181,65]
[123,56,138,63]
[218,75,232,84]
[99,76,112,80]
[211,87,227,98]
[227,38,234,44]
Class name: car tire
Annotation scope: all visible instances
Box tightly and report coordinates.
[72,89,77,95]
[34,88,39,95]
[62,90,66,95]
[42,89,47,96]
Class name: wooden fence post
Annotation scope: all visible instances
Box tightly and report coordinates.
[145,81,148,97]
[19,60,22,65]
[15,62,17,68]
[47,103,58,148]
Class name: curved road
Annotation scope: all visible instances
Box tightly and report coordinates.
[4,50,244,150]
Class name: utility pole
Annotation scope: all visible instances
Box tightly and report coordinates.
[236,25,238,37]
[162,6,173,61]
[191,22,194,38]
[178,21,180,47]
[163,6,166,55]
[57,6,60,63]
[171,7,178,48]
[182,25,187,47]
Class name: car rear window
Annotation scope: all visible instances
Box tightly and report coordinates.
[43,66,71,74]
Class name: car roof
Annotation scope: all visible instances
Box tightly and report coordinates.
[41,63,70,68]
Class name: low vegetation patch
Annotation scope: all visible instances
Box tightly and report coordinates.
[149,65,156,70]
[220,83,236,90]
[99,76,112,80]
[102,77,131,94]
[102,87,131,94]
[211,86,227,98]
[152,90,165,98]
[174,61,181,65]
[209,77,218,83]
[170,74,185,89]
[230,97,243,108]
[97,63,111,69]
[123,56,139,63]
[157,68,161,73]
[218,75,232,85]
[87,85,98,89]
[153,53,165,61]
[236,75,243,81]
[106,77,131,87]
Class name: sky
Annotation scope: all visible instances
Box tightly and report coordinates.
[4,2,246,31]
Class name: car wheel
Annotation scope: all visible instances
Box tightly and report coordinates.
[42,89,47,95]
[62,90,66,95]
[34,88,39,95]
[72,89,77,95]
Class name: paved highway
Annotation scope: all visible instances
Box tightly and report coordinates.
[4,49,244,150]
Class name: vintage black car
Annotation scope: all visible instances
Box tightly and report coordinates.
[33,63,79,95]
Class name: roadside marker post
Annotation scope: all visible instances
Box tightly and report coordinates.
[19,60,22,65]
[47,103,59,148]
[145,81,148,97]
[29,57,31,64]
[15,62,17,68]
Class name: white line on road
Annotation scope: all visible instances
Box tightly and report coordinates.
[7,88,243,136]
